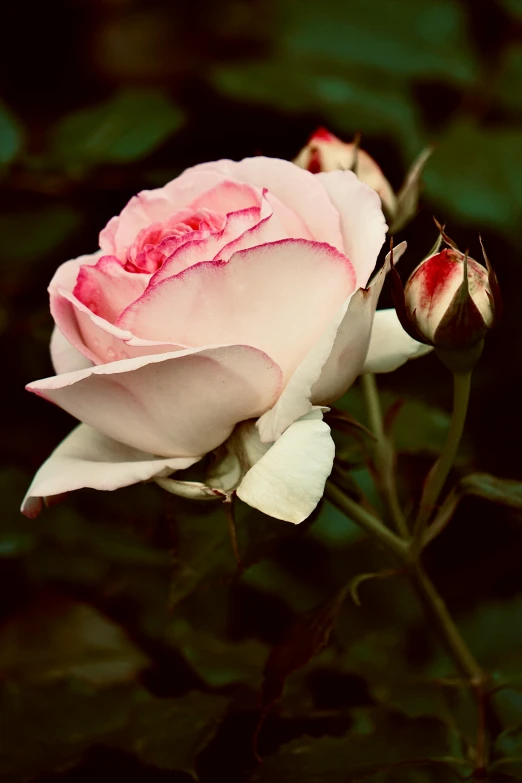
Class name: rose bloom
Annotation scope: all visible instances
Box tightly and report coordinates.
[23,157,427,523]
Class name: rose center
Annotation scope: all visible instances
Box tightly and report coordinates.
[126,207,226,274]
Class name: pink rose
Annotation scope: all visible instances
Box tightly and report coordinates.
[23,157,427,523]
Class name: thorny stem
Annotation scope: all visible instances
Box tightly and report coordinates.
[361,373,410,539]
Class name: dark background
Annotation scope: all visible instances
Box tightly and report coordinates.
[1,1,522,781]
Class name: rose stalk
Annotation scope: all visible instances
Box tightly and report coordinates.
[391,232,501,535]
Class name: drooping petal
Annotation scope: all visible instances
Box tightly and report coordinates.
[237,410,335,523]
[21,424,199,518]
[257,243,406,441]
[187,157,344,250]
[317,170,387,287]
[118,239,356,378]
[27,345,283,458]
[363,308,433,373]
[50,326,93,375]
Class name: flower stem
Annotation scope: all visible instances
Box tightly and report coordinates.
[324,480,409,560]
[415,370,472,540]
[361,373,410,539]
[412,562,484,683]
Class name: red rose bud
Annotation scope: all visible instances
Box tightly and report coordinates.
[391,242,501,370]
[293,127,397,218]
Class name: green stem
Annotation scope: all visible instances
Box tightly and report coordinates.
[361,373,410,539]
[412,563,484,683]
[415,370,472,538]
[324,480,409,560]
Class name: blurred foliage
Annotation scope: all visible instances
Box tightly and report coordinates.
[2,0,522,781]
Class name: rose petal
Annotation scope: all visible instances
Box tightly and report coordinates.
[311,242,408,402]
[50,326,93,374]
[150,201,271,285]
[100,174,262,260]
[363,308,433,373]
[317,170,387,287]
[73,255,149,323]
[237,409,335,523]
[188,157,344,250]
[119,239,356,378]
[257,243,406,441]
[21,424,199,518]
[27,345,283,458]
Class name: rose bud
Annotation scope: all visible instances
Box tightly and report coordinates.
[392,239,501,370]
[294,128,433,234]
[294,128,397,218]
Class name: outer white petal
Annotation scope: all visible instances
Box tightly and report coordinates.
[237,410,335,524]
[363,308,432,374]
[50,326,94,374]
[22,424,200,518]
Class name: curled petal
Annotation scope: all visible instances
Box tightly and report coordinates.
[237,410,335,523]
[22,424,199,518]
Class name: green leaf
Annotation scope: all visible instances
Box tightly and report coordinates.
[250,712,469,781]
[458,594,522,682]
[167,620,268,688]
[280,0,477,85]
[0,205,82,265]
[336,386,453,456]
[0,101,24,166]
[424,120,522,236]
[0,593,148,685]
[50,88,185,171]
[0,681,136,780]
[167,498,311,608]
[495,44,522,112]
[498,0,522,19]
[423,473,522,547]
[458,474,522,510]
[167,503,235,607]
[25,506,172,639]
[493,726,522,777]
[109,690,230,776]
[0,682,228,781]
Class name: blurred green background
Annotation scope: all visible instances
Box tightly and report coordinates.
[1,1,522,781]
